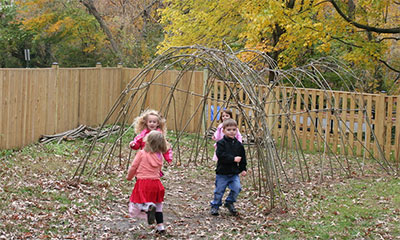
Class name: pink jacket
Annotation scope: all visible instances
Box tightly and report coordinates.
[129,128,173,163]
[126,150,163,180]
[213,123,242,143]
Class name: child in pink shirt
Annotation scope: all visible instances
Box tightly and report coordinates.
[212,109,242,161]
[129,110,172,172]
[127,130,168,234]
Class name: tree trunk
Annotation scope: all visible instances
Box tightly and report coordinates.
[80,0,122,61]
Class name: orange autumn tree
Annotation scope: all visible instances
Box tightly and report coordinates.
[81,0,164,67]
[16,0,165,67]
[159,0,400,93]
[16,0,110,67]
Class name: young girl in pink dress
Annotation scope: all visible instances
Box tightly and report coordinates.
[212,109,242,161]
[129,109,172,171]
[127,130,168,234]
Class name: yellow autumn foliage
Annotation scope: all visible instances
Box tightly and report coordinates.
[159,0,399,76]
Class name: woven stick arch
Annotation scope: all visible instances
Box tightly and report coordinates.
[74,46,396,209]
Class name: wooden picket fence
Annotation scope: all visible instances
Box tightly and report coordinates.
[205,80,400,162]
[1,66,399,162]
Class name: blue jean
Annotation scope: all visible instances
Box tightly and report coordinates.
[210,174,241,209]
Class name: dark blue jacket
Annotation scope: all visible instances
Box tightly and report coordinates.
[216,135,247,175]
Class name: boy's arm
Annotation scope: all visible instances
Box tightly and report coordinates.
[216,141,235,164]
[126,151,142,180]
[239,144,247,172]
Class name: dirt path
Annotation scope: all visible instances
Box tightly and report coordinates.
[96,165,271,239]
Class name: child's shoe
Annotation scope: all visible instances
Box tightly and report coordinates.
[147,205,156,224]
[155,229,166,235]
[155,225,166,235]
[224,202,238,216]
[210,207,219,216]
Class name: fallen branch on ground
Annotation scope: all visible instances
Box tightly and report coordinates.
[39,125,121,144]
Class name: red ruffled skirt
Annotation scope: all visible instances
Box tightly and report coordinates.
[129,179,165,203]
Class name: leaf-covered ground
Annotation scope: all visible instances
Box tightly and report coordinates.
[1,142,400,239]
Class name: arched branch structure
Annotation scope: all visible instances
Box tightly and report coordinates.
[73,46,397,209]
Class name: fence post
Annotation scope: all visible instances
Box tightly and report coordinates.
[266,84,274,132]
[395,96,400,169]
[202,68,209,134]
[51,62,59,131]
[375,93,386,159]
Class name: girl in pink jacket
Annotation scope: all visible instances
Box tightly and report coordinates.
[212,109,242,161]
[127,130,168,234]
[129,109,172,172]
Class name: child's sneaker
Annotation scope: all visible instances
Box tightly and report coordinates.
[224,202,238,216]
[155,225,166,235]
[155,229,166,235]
[210,207,219,216]
[147,205,156,224]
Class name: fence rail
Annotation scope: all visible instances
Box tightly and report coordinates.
[1,66,399,161]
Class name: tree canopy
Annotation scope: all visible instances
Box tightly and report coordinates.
[159,0,400,93]
[1,0,399,93]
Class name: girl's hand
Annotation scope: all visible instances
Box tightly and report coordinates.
[240,171,247,177]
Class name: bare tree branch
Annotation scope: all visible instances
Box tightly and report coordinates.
[80,0,122,60]
[379,59,400,73]
[329,0,400,34]
[130,0,161,23]
[377,37,400,42]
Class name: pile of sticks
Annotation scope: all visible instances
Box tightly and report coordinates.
[39,125,121,144]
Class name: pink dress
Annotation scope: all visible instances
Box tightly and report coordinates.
[212,123,242,161]
[127,151,165,218]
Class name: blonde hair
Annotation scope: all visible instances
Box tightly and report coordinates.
[143,130,168,153]
[133,109,167,134]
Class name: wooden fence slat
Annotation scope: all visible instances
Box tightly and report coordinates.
[317,91,324,152]
[325,91,332,150]
[386,96,394,160]
[273,87,281,140]
[374,94,385,158]
[332,92,340,153]
[0,70,5,148]
[302,90,309,151]
[395,97,400,163]
[356,94,364,155]
[348,93,356,155]
[2,70,11,148]
[15,71,24,148]
[309,90,317,152]
[366,95,373,156]
[10,71,18,148]
[340,93,347,155]
[295,90,302,149]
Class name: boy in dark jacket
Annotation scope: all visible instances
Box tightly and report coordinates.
[210,119,247,216]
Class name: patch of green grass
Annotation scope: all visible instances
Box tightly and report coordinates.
[53,194,72,205]
[273,177,400,239]
[0,149,15,158]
